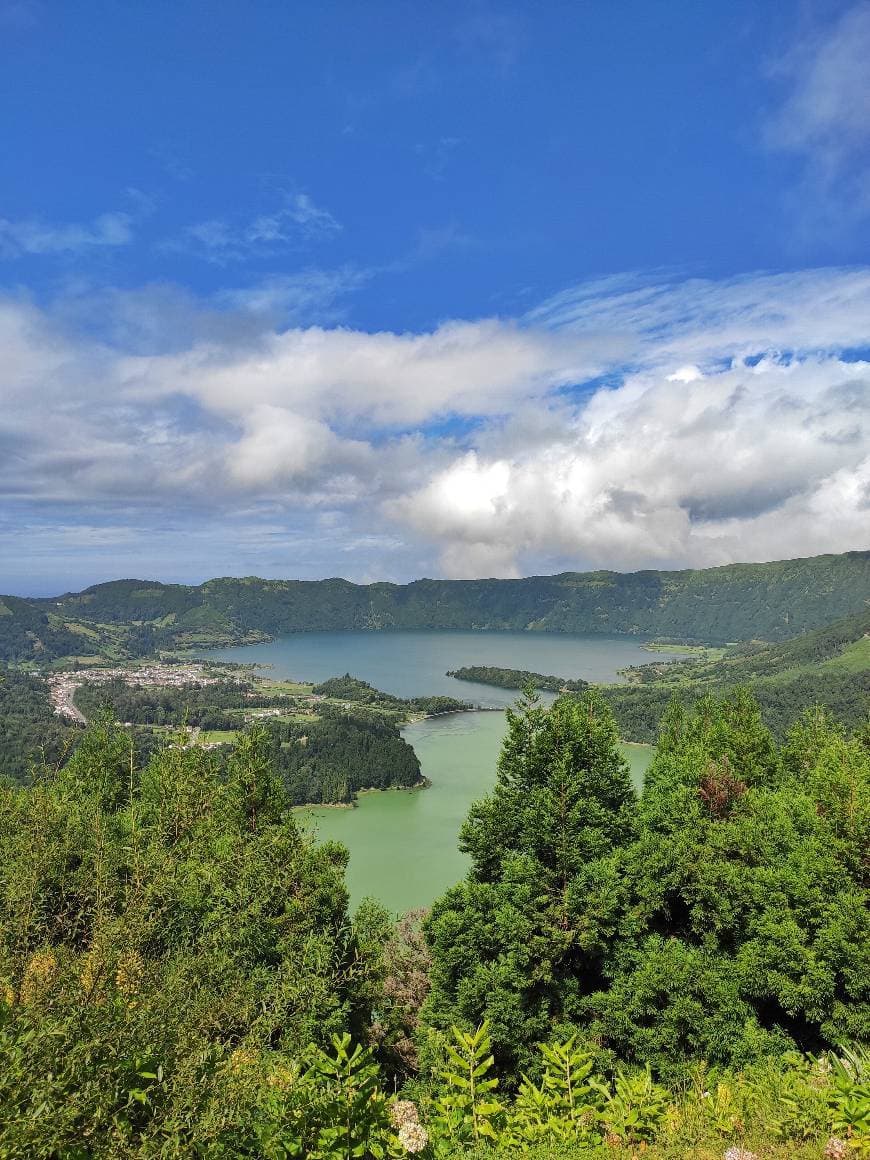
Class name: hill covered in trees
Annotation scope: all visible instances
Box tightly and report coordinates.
[605,607,870,741]
[3,549,869,664]
[0,667,73,781]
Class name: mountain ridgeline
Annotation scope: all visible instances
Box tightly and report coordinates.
[3,549,870,663]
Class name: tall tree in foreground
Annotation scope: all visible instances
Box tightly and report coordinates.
[593,694,870,1076]
[423,688,637,1072]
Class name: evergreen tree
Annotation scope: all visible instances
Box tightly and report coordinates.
[593,691,870,1076]
[423,688,636,1072]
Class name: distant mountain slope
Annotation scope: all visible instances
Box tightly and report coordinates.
[623,607,870,688]
[604,606,870,741]
[2,549,869,664]
[0,595,105,664]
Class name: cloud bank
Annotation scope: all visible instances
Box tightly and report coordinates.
[0,266,868,586]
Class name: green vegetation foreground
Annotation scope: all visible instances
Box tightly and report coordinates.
[0,690,867,1156]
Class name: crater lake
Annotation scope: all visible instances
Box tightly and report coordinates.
[199,631,679,911]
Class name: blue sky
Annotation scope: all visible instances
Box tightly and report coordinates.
[1,0,869,593]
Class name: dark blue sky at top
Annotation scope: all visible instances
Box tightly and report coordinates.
[0,0,841,332]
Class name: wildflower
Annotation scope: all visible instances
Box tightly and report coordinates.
[397,1122,428,1154]
[267,1065,296,1092]
[0,981,14,1006]
[723,1149,758,1160]
[19,949,58,1005]
[79,950,101,995]
[228,1047,258,1073]
[115,949,143,997]
[824,1140,849,1160]
[390,1100,420,1129]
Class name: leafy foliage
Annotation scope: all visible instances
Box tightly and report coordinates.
[0,682,867,1155]
[313,673,471,716]
[0,720,380,1155]
[265,712,423,804]
[425,688,870,1078]
[0,664,75,781]
[424,688,637,1072]
[430,1021,504,1151]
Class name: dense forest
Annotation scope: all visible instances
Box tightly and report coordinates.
[312,673,471,716]
[72,678,265,731]
[605,668,870,743]
[264,711,423,804]
[4,550,870,664]
[447,665,589,692]
[0,666,74,781]
[0,596,103,664]
[0,691,866,1157]
[604,608,870,742]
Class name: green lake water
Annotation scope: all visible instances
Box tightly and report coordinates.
[301,712,652,914]
[199,631,674,913]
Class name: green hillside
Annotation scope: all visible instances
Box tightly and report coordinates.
[3,549,869,665]
[604,607,870,741]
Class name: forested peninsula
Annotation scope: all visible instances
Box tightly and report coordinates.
[447,665,589,692]
[3,549,870,665]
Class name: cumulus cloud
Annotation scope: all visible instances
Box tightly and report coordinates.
[391,354,870,575]
[117,317,616,428]
[1,266,869,584]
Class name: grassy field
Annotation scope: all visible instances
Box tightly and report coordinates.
[642,642,728,661]
[196,729,239,746]
[822,633,870,672]
[258,679,315,695]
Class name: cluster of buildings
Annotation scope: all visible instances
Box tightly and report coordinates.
[46,663,220,723]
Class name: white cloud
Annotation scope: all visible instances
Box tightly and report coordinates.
[169,191,341,264]
[392,353,870,576]
[1,266,869,583]
[0,211,133,257]
[764,2,870,230]
[228,406,371,489]
[117,317,616,427]
[248,193,341,240]
[528,267,870,363]
[216,267,371,323]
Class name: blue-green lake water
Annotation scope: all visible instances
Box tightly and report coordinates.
[199,632,677,912]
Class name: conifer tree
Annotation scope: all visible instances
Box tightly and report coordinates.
[424,688,636,1071]
[594,690,870,1074]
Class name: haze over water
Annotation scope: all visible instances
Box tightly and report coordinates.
[202,631,677,911]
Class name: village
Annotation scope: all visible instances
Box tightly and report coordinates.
[46,663,221,723]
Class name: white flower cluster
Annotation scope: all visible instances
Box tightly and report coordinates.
[389,1100,419,1129]
[389,1100,429,1154]
[824,1139,849,1160]
[397,1122,429,1153]
[723,1149,758,1160]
